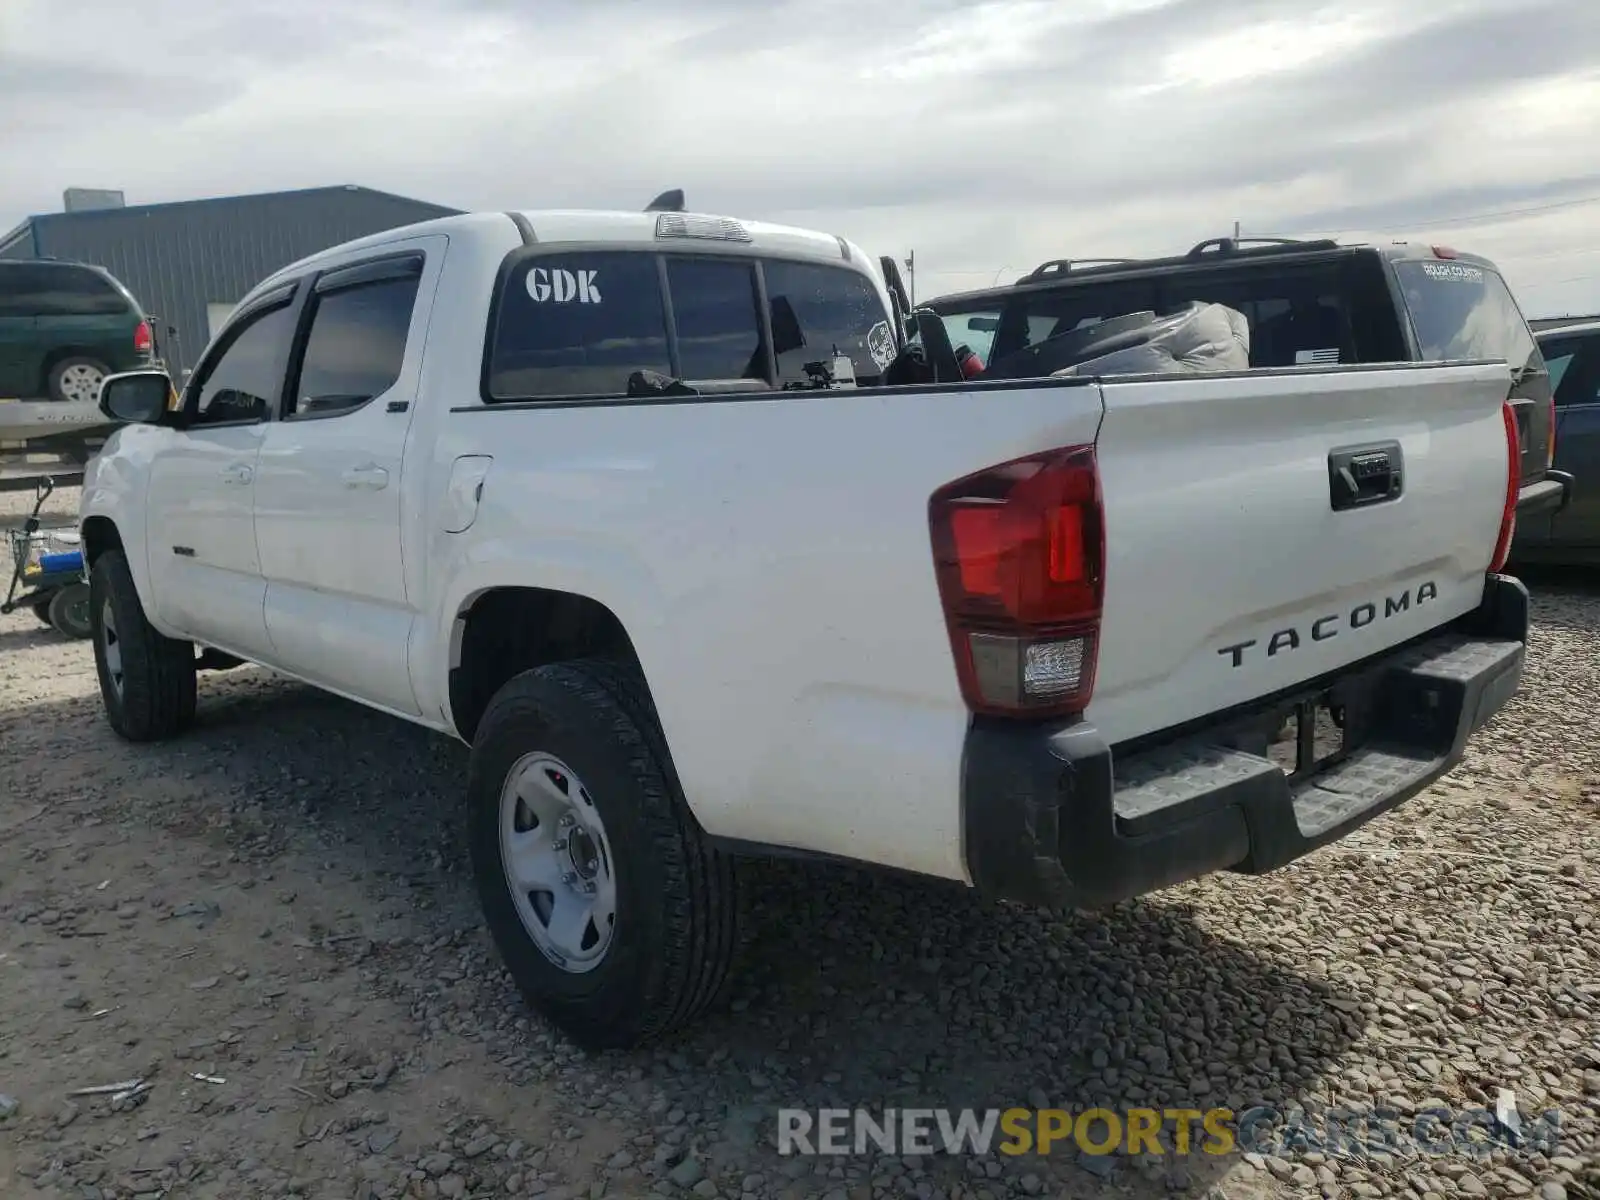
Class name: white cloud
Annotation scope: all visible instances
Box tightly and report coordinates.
[2,0,1598,317]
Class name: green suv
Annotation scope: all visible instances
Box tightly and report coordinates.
[0,259,155,403]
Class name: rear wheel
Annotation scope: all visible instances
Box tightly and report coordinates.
[47,582,92,639]
[47,356,110,404]
[30,599,52,626]
[89,549,196,740]
[467,659,739,1050]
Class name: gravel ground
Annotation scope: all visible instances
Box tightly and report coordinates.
[1,485,1597,1200]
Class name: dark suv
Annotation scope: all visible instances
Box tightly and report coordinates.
[1516,318,1600,564]
[925,236,1572,522]
[0,259,154,403]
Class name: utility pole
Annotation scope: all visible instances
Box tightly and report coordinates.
[905,250,916,308]
[1233,220,1242,240]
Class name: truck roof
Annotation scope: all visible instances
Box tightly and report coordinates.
[253,208,877,298]
[1532,314,1600,336]
[927,235,1506,309]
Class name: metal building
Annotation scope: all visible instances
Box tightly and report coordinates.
[0,184,460,376]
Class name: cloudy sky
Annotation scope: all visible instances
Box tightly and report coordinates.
[3,0,1598,317]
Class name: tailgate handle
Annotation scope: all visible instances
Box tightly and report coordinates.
[1328,441,1403,511]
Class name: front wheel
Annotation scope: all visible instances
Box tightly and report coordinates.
[467,659,740,1050]
[89,549,197,740]
[47,582,92,639]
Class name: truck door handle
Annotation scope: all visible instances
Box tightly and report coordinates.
[220,462,253,485]
[341,463,390,490]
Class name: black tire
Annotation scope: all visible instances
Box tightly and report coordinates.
[88,548,197,741]
[46,356,111,404]
[47,582,92,639]
[467,658,739,1050]
[30,599,53,626]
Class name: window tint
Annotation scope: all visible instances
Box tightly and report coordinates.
[289,274,420,418]
[488,252,670,399]
[1393,261,1539,369]
[192,303,296,425]
[665,258,765,381]
[1540,341,1578,396]
[1540,335,1600,407]
[762,260,897,386]
[0,263,129,318]
[989,282,1159,366]
[939,310,999,363]
[1163,266,1360,367]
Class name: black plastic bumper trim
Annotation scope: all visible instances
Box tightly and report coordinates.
[962,574,1530,909]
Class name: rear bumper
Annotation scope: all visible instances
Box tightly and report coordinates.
[1518,471,1573,517]
[962,574,1529,908]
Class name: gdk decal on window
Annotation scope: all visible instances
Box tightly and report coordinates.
[526,267,603,304]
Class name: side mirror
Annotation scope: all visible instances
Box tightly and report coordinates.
[99,369,177,425]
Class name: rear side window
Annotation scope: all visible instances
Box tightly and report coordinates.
[763,260,897,386]
[1538,334,1600,407]
[488,252,671,399]
[289,272,421,418]
[1393,260,1539,369]
[0,264,129,318]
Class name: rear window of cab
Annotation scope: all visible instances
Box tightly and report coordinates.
[484,250,897,400]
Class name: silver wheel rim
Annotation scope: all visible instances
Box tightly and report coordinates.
[499,752,617,973]
[101,600,123,697]
[58,362,104,403]
[62,589,90,636]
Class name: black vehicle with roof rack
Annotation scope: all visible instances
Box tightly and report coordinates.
[924,235,1573,524]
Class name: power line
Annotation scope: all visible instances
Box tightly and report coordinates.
[1518,270,1600,291]
[1282,191,1600,241]
[914,199,1600,292]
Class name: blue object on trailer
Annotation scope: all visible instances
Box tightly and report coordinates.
[38,550,83,575]
[3,475,94,639]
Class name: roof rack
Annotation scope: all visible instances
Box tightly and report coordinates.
[1184,235,1339,257]
[1019,258,1137,282]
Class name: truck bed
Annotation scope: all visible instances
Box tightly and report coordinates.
[432,359,1516,885]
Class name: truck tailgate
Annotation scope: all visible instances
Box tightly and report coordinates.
[1086,361,1514,746]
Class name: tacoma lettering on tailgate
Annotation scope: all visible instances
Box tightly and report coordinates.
[1216,581,1439,669]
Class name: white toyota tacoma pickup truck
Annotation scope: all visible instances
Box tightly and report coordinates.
[80,205,1530,1049]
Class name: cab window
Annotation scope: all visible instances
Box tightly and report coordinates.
[487,252,672,399]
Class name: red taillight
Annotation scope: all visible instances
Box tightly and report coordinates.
[929,446,1104,718]
[1431,245,1459,259]
[1490,400,1520,573]
[133,321,152,354]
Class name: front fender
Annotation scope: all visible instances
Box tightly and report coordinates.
[77,431,182,639]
